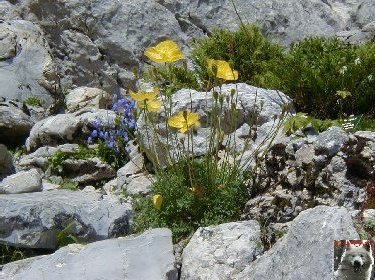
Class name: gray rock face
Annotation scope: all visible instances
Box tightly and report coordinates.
[26,109,116,151]
[157,0,370,45]
[235,206,359,280]
[0,2,20,20]
[17,144,80,170]
[1,228,178,280]
[0,20,57,106]
[243,129,375,224]
[65,87,112,113]
[19,0,186,94]
[181,221,263,280]
[0,189,132,248]
[61,157,116,184]
[138,83,294,166]
[0,144,15,180]
[314,126,349,156]
[0,168,42,194]
[0,101,34,146]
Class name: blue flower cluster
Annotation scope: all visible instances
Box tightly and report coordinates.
[88,98,136,153]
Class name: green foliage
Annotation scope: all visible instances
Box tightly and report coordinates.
[0,244,25,265]
[56,222,79,248]
[48,176,79,190]
[96,140,129,169]
[133,157,249,242]
[283,113,339,135]
[261,37,375,119]
[48,150,68,174]
[144,63,200,95]
[48,144,126,175]
[0,245,53,265]
[354,117,375,132]
[24,97,43,107]
[191,24,283,88]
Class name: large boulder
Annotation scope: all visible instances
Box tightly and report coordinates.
[0,101,34,147]
[0,168,42,194]
[0,20,57,106]
[26,109,116,151]
[138,83,294,166]
[19,0,187,93]
[180,221,263,280]
[156,0,371,45]
[0,228,178,280]
[242,129,375,224]
[235,206,359,280]
[65,87,112,113]
[0,189,132,248]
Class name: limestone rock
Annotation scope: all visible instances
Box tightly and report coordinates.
[61,157,116,184]
[1,228,178,280]
[0,101,34,147]
[314,126,349,156]
[123,174,153,196]
[0,189,132,248]
[26,109,116,151]
[65,87,112,113]
[181,221,263,280]
[235,206,359,280]
[0,168,42,194]
[21,0,186,94]
[17,144,80,170]
[0,20,57,106]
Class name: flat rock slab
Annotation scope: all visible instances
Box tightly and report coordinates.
[1,228,178,280]
[0,189,132,248]
[235,206,359,280]
[181,221,262,280]
[0,168,42,194]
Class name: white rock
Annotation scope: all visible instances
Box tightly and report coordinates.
[65,87,112,113]
[0,168,42,194]
[181,221,262,280]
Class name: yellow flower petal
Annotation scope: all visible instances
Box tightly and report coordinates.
[207,59,239,81]
[129,90,146,102]
[168,111,200,133]
[152,194,163,211]
[146,99,161,112]
[167,112,185,129]
[144,40,183,63]
[130,88,159,102]
[186,112,199,127]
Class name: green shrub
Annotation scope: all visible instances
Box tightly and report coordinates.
[48,144,126,174]
[191,24,283,88]
[261,37,375,119]
[283,112,339,135]
[0,245,53,265]
[143,62,200,96]
[133,157,249,242]
[24,97,42,107]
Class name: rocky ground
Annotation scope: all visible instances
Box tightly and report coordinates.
[0,0,374,279]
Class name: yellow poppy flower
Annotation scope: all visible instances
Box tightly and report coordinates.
[207,59,239,81]
[144,40,183,63]
[129,87,161,112]
[152,194,163,211]
[168,111,200,133]
[138,99,161,112]
[336,90,351,100]
[129,87,159,102]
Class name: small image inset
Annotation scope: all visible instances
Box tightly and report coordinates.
[334,240,375,280]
